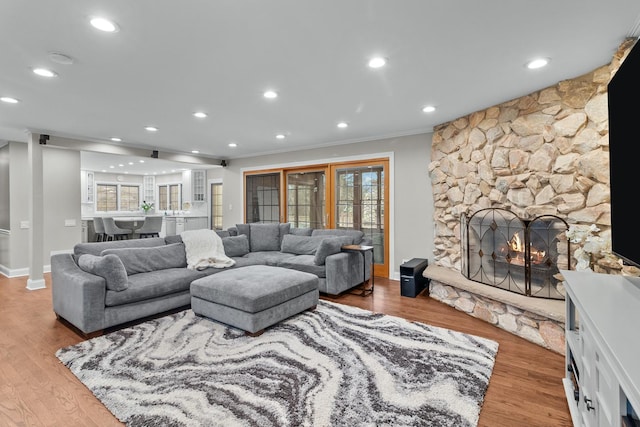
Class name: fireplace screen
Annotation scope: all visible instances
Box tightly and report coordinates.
[461,208,569,300]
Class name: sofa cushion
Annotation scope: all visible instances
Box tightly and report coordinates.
[222,235,250,257]
[235,223,251,239]
[277,255,327,278]
[290,227,313,236]
[249,223,281,251]
[242,251,296,266]
[77,253,129,291]
[280,234,326,255]
[102,243,187,275]
[74,237,166,257]
[278,222,291,245]
[311,229,365,245]
[314,236,353,265]
[105,267,211,307]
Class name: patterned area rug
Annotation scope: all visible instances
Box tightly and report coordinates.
[56,300,498,427]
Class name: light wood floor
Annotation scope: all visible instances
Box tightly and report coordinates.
[0,273,572,427]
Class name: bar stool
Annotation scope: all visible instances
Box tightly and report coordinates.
[133,216,163,238]
[93,217,106,242]
[102,217,133,241]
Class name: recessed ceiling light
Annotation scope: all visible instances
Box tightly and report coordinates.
[109,165,115,169]
[118,164,124,167]
[110,137,122,142]
[171,169,176,173]
[276,134,286,139]
[33,68,57,78]
[162,171,166,174]
[145,126,158,132]
[193,112,207,118]
[263,90,278,99]
[124,171,129,174]
[128,162,134,165]
[422,105,436,113]
[90,17,119,33]
[191,150,199,154]
[526,58,549,69]
[228,143,237,148]
[139,160,145,163]
[368,57,387,68]
[337,122,348,129]
[0,97,19,104]
[101,170,106,173]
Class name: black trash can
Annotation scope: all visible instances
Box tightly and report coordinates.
[400,258,429,297]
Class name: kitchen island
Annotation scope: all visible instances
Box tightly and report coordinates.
[81,215,208,242]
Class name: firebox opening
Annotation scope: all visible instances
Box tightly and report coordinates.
[461,208,569,300]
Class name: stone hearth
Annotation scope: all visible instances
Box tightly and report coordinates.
[424,265,565,354]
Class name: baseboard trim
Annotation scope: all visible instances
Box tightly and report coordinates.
[0,264,53,278]
[26,278,46,290]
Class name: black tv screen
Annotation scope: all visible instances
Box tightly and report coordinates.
[608,40,640,268]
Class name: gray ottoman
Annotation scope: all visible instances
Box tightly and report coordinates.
[190,265,319,336]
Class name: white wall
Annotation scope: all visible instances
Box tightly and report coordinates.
[1,142,81,275]
[210,133,434,279]
[0,144,9,230]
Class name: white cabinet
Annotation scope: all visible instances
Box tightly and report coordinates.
[185,217,207,231]
[143,175,155,204]
[563,270,640,427]
[81,170,94,203]
[192,170,206,202]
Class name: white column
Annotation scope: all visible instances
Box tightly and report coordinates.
[26,131,45,290]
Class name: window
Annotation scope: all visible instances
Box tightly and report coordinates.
[158,184,182,212]
[211,183,223,230]
[120,185,140,211]
[96,184,117,211]
[96,183,140,212]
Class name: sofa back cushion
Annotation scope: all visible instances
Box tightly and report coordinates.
[289,227,313,236]
[102,243,187,275]
[74,237,166,257]
[280,234,326,255]
[311,229,364,245]
[222,235,250,257]
[248,223,281,251]
[77,253,129,291]
[314,236,353,265]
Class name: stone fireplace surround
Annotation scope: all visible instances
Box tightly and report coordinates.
[423,39,638,355]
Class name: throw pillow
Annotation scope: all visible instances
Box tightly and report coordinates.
[222,235,250,257]
[249,223,281,251]
[281,234,326,255]
[314,236,352,265]
[102,243,187,275]
[77,253,128,291]
[278,222,291,246]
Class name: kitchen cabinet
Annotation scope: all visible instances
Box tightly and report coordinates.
[192,170,206,202]
[81,170,94,204]
[143,175,155,204]
[162,216,207,236]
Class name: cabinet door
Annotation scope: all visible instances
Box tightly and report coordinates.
[580,325,598,427]
[143,176,155,203]
[192,170,206,202]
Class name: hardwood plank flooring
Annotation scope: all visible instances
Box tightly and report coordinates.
[0,273,571,426]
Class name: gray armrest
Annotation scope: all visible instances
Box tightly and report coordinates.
[324,251,372,295]
[51,253,107,334]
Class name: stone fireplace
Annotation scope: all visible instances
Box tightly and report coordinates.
[423,39,638,355]
[461,208,569,300]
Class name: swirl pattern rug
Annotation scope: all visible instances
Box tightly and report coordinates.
[56,300,498,427]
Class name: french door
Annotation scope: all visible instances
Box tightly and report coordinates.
[244,158,389,277]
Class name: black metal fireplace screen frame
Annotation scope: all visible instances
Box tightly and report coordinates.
[461,208,570,300]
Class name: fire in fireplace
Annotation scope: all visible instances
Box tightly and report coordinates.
[461,208,570,300]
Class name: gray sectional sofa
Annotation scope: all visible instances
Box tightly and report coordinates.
[51,222,373,336]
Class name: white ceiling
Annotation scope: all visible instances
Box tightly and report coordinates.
[1,1,640,168]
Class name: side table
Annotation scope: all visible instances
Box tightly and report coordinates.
[341,244,374,296]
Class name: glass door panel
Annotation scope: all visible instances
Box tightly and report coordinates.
[286,169,326,229]
[245,172,281,223]
[331,160,388,277]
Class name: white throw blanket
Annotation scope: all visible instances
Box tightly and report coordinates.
[180,229,236,270]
